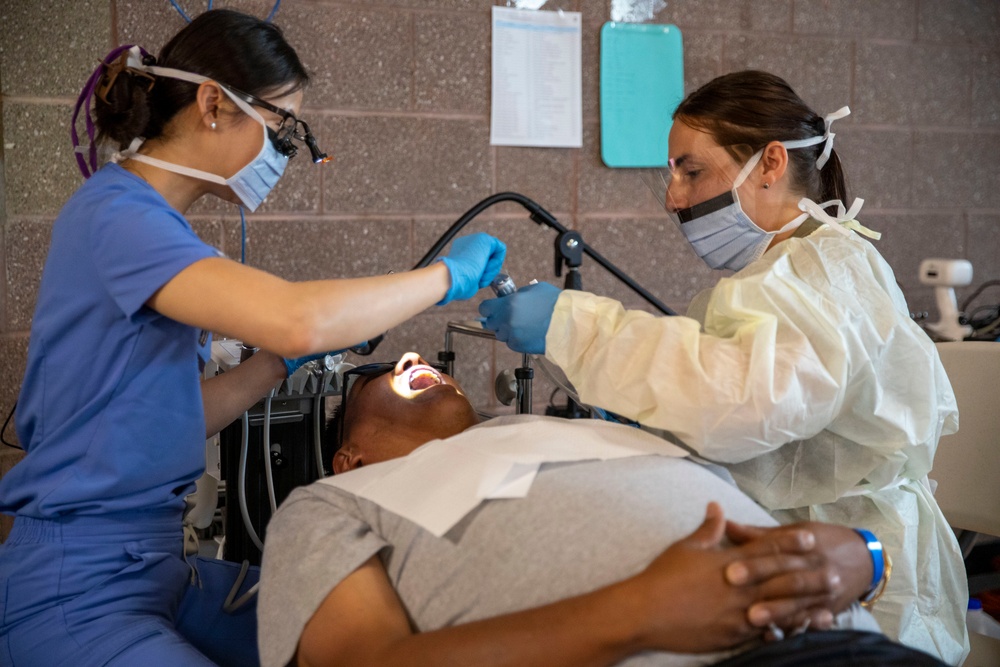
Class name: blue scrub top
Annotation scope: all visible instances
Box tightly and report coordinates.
[0,163,220,518]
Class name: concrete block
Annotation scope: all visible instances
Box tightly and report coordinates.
[681,33,724,94]
[244,217,413,281]
[917,0,1000,45]
[578,123,665,214]
[0,335,29,426]
[972,47,1000,128]
[278,4,412,111]
[115,0,197,54]
[967,215,1000,289]
[582,20,601,122]
[914,132,1000,209]
[5,219,52,331]
[651,0,787,32]
[415,12,490,114]
[495,146,575,215]
[116,1,279,56]
[4,103,83,215]
[0,0,110,98]
[793,0,916,39]
[320,115,492,214]
[836,128,913,209]
[855,42,971,126]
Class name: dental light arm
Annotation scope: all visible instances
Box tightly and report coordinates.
[362,193,674,357]
[414,192,676,315]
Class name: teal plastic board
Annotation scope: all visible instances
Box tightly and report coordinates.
[600,22,683,168]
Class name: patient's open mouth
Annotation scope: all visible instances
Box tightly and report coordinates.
[406,366,443,391]
[391,362,462,399]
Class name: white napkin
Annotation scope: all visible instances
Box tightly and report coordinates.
[321,415,686,536]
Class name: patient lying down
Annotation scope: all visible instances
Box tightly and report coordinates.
[258,353,936,667]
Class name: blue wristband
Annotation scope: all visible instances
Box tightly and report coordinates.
[854,528,885,595]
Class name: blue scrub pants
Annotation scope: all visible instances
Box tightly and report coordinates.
[0,511,258,666]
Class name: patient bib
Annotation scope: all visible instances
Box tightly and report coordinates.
[320,415,687,536]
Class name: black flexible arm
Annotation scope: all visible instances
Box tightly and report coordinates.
[414,192,676,316]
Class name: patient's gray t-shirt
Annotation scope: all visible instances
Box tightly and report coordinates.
[259,453,876,667]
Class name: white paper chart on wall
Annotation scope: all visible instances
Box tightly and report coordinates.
[490,6,583,148]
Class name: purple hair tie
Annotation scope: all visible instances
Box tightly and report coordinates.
[71,45,152,179]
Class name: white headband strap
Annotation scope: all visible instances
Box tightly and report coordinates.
[781,106,851,170]
[122,46,263,121]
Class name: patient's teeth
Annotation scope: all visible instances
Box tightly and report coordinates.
[409,370,442,390]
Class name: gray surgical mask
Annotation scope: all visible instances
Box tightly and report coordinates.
[670,150,806,272]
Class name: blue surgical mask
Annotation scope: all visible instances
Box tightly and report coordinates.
[110,47,289,211]
[217,91,289,211]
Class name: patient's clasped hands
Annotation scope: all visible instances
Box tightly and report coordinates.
[622,502,870,654]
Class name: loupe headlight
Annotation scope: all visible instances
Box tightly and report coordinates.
[299,121,331,164]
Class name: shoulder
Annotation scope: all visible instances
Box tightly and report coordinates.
[76,163,161,204]
[730,225,883,295]
[271,483,363,529]
[59,164,188,234]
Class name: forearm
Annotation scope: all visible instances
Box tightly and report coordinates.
[150,258,452,359]
[291,265,451,355]
[377,586,641,667]
[302,578,643,667]
[201,350,286,437]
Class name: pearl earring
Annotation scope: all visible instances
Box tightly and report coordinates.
[210,122,217,130]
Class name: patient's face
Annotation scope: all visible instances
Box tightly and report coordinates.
[333,352,480,473]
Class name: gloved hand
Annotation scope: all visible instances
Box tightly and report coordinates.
[437,232,507,305]
[478,282,561,354]
[283,349,346,377]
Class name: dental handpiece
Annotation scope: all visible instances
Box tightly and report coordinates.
[489,272,580,409]
[490,273,517,297]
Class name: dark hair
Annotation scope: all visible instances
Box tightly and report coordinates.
[673,70,848,203]
[95,8,309,149]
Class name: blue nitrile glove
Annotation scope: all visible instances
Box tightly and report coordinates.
[437,233,507,305]
[283,349,346,377]
[478,282,561,354]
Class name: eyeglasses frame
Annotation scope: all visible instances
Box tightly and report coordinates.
[222,83,331,163]
[337,362,397,451]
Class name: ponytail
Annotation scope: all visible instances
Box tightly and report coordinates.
[93,52,155,151]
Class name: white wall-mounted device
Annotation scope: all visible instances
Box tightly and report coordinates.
[919,258,974,341]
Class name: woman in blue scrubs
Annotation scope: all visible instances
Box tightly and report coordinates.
[0,9,503,666]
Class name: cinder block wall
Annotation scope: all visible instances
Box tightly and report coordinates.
[2,1,999,527]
